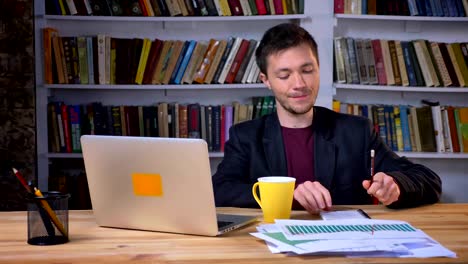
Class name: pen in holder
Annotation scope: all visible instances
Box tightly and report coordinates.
[12,168,70,245]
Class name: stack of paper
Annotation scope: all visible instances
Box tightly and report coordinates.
[251,219,456,258]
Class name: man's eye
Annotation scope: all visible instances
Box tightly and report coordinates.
[303,69,314,73]
[278,75,289,80]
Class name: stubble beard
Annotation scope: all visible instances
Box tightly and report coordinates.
[277,96,315,116]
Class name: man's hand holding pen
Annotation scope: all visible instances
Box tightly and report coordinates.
[362,173,401,206]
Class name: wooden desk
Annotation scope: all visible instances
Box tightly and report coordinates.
[0,204,467,263]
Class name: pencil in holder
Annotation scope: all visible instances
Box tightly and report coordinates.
[27,191,70,245]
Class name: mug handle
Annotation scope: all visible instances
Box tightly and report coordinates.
[252,182,262,209]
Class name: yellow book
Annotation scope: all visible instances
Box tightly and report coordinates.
[219,0,232,16]
[332,100,341,113]
[57,0,67,15]
[451,43,468,87]
[182,42,208,84]
[110,38,117,84]
[135,38,152,85]
[380,40,395,85]
[413,40,435,87]
[446,43,465,87]
[204,40,228,84]
[144,0,155,16]
[158,41,178,84]
[395,41,409,86]
[268,0,275,14]
[458,107,468,152]
[193,39,220,84]
[177,0,189,16]
[161,40,185,84]
[282,0,288,14]
[430,42,452,87]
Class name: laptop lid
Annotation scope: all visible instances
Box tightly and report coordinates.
[81,135,253,236]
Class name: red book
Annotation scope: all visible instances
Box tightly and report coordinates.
[228,0,244,15]
[255,0,267,15]
[447,106,460,152]
[371,39,387,85]
[273,0,283,14]
[142,39,163,84]
[138,0,148,16]
[61,103,72,153]
[225,39,250,83]
[334,0,344,14]
[220,105,226,152]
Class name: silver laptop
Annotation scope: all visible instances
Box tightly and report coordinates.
[80,135,257,236]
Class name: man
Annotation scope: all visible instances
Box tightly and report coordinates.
[212,23,442,213]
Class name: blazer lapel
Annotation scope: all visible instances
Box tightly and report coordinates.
[263,114,288,176]
[313,107,336,189]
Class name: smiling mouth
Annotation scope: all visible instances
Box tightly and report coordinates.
[290,94,309,98]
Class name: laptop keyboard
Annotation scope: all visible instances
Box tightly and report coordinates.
[218,220,234,229]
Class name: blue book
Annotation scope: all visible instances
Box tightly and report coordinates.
[169,41,189,84]
[173,40,197,85]
[400,41,417,87]
[376,106,387,147]
[425,0,433,16]
[361,0,367,14]
[415,0,426,15]
[399,105,412,151]
[361,105,369,119]
[407,0,419,15]
[444,0,455,16]
[385,105,397,151]
[429,0,441,16]
[454,0,466,16]
[436,0,446,16]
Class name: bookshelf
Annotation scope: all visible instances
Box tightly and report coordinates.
[34,2,334,192]
[332,8,468,202]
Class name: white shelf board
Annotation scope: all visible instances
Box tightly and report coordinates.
[334,83,468,93]
[396,152,468,159]
[43,83,266,90]
[43,14,308,22]
[335,14,468,22]
[44,151,468,159]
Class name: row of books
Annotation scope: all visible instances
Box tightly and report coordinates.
[48,166,92,210]
[43,28,263,86]
[334,37,468,87]
[333,100,468,153]
[335,0,468,17]
[47,0,304,17]
[47,96,276,154]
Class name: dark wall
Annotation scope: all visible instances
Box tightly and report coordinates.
[0,0,35,210]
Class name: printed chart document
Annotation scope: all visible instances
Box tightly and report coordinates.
[251,219,456,258]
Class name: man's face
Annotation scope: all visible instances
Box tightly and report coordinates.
[260,43,320,116]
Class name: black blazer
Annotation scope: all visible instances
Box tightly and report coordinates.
[212,106,441,209]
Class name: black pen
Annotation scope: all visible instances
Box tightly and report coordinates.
[357,208,371,219]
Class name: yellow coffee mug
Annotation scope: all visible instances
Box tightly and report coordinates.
[252,176,296,223]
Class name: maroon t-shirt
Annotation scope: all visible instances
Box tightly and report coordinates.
[281,125,315,209]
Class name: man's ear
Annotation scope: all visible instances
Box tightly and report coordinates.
[260,73,271,89]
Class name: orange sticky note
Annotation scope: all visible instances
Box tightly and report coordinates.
[132,173,163,197]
